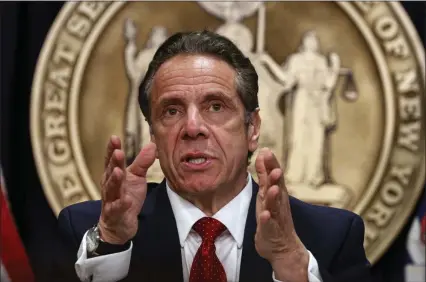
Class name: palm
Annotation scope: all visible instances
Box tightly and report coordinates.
[123,172,147,219]
[99,136,156,244]
[254,148,299,261]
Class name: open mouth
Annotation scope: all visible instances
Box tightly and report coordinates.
[181,153,213,169]
[186,157,207,164]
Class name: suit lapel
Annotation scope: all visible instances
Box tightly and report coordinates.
[239,180,273,282]
[133,180,273,282]
[135,181,183,282]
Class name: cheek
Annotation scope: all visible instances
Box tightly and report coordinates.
[153,128,177,157]
[213,124,248,159]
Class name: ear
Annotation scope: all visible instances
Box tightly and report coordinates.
[247,108,261,153]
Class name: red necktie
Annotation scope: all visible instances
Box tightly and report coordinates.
[189,217,227,282]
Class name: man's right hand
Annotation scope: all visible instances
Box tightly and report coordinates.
[98,135,157,245]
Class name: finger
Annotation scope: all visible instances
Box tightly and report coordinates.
[259,210,271,226]
[113,149,126,173]
[264,185,281,218]
[258,209,280,239]
[102,188,132,224]
[108,193,132,215]
[105,149,126,184]
[103,167,124,202]
[101,148,123,190]
[265,182,292,230]
[119,193,132,213]
[268,167,287,195]
[255,148,269,194]
[103,198,129,222]
[268,168,283,187]
[104,135,121,170]
[263,149,281,174]
[128,142,157,177]
[258,187,282,237]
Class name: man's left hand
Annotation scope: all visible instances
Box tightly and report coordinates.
[254,148,310,282]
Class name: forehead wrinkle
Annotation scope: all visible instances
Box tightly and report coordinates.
[157,54,235,78]
[156,72,234,92]
[158,64,233,79]
[158,82,234,101]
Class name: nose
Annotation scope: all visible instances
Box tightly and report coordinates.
[182,105,209,140]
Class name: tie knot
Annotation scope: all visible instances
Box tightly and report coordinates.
[192,217,226,241]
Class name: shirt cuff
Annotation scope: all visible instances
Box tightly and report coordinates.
[272,250,323,282]
[75,230,133,282]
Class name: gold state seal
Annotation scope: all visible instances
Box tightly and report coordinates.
[30,2,425,265]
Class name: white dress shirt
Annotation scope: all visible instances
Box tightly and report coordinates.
[75,175,323,282]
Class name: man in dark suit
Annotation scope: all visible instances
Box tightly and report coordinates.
[57,30,372,282]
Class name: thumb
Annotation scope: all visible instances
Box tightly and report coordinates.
[127,142,157,177]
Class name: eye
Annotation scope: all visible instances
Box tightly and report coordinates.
[168,109,177,115]
[164,107,179,117]
[209,103,223,112]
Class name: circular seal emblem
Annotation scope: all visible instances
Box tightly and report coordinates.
[30,2,425,264]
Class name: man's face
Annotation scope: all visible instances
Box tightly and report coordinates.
[149,54,260,196]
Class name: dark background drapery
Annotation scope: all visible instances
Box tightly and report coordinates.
[0,2,425,282]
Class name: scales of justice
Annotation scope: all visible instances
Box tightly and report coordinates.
[122,1,358,208]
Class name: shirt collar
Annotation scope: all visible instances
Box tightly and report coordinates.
[166,174,253,249]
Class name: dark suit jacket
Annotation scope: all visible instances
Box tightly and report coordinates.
[55,180,372,282]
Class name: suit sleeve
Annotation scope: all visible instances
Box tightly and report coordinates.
[53,208,87,282]
[56,207,136,282]
[318,215,373,282]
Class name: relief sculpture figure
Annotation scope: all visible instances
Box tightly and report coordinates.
[280,31,353,207]
[281,31,340,187]
[123,20,168,181]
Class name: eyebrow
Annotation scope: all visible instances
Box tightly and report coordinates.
[201,92,235,104]
[157,96,185,109]
[157,91,236,108]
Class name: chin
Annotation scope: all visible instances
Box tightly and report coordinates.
[178,174,220,194]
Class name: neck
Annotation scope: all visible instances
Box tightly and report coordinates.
[303,49,317,54]
[175,172,249,216]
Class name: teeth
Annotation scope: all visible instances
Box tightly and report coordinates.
[188,158,206,164]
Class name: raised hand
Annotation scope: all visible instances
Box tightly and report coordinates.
[254,148,309,282]
[98,135,156,244]
[329,52,341,72]
[124,18,137,42]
